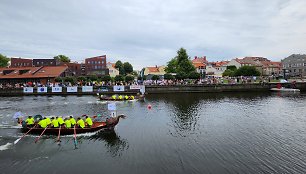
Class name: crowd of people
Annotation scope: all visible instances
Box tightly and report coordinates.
[22,115,93,129]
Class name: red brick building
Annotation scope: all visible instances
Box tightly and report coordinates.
[10,58,33,67]
[60,62,82,76]
[85,55,108,76]
[33,58,60,67]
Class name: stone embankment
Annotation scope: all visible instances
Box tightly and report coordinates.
[0,82,305,96]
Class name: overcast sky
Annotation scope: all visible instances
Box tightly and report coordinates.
[0,0,306,70]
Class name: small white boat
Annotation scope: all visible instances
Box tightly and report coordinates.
[270,87,300,92]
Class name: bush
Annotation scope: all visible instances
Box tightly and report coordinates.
[114,75,124,82]
[164,73,174,80]
[125,75,134,82]
[152,75,160,80]
[188,72,200,79]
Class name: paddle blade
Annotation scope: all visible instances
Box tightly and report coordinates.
[14,138,21,145]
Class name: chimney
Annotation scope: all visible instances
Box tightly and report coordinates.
[155,65,157,68]
[195,56,197,59]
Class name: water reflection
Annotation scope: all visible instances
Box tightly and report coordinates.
[89,130,128,157]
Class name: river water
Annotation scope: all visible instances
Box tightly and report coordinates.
[1,92,306,174]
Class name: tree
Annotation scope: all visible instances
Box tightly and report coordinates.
[115,61,125,75]
[125,75,134,82]
[123,62,133,74]
[165,48,196,79]
[234,66,261,76]
[188,72,200,79]
[77,76,86,82]
[114,75,124,82]
[54,55,71,63]
[152,75,160,81]
[222,69,235,77]
[227,65,237,71]
[64,76,76,84]
[164,73,175,80]
[165,58,178,73]
[55,77,63,82]
[0,54,9,67]
[101,75,111,82]
[88,75,98,81]
[131,71,138,76]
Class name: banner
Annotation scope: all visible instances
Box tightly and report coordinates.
[113,85,125,92]
[140,85,145,95]
[37,87,47,93]
[130,85,141,90]
[23,87,33,93]
[52,87,62,93]
[82,86,93,92]
[67,87,78,93]
[108,103,116,111]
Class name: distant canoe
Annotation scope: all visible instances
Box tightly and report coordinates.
[99,95,145,101]
[270,88,300,92]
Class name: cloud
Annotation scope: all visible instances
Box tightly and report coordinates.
[0,0,305,70]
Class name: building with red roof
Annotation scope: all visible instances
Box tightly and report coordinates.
[0,65,70,84]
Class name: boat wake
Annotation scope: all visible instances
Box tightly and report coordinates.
[0,143,12,151]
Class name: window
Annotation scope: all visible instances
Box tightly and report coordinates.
[102,61,104,64]
[304,63,306,66]
[88,61,90,64]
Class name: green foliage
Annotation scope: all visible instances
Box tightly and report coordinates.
[115,61,125,75]
[88,75,98,81]
[77,76,86,81]
[123,62,133,74]
[101,75,111,82]
[226,65,237,71]
[188,72,200,79]
[54,55,71,63]
[152,75,160,81]
[125,75,134,82]
[165,58,178,73]
[114,75,124,82]
[64,76,76,84]
[131,71,138,76]
[176,72,188,80]
[164,73,175,80]
[222,69,235,77]
[234,66,261,76]
[165,48,196,79]
[0,54,9,67]
[54,77,63,82]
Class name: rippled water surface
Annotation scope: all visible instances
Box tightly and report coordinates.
[1,92,306,174]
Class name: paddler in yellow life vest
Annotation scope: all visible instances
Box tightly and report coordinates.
[45,117,52,127]
[129,95,135,100]
[51,117,59,128]
[125,95,129,100]
[111,95,117,100]
[118,95,123,100]
[57,116,65,126]
[85,116,93,127]
[25,116,35,127]
[77,117,85,128]
[64,118,71,128]
[38,118,47,128]
[69,116,76,127]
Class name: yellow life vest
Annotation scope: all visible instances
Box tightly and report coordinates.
[85,117,93,126]
[119,95,123,100]
[125,95,129,99]
[26,117,35,125]
[57,117,64,125]
[77,119,85,128]
[51,119,59,128]
[70,118,76,125]
[65,119,71,128]
[131,96,135,100]
[46,118,52,125]
[38,119,47,128]
[112,95,116,99]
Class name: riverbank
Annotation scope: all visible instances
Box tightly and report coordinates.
[0,82,305,96]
